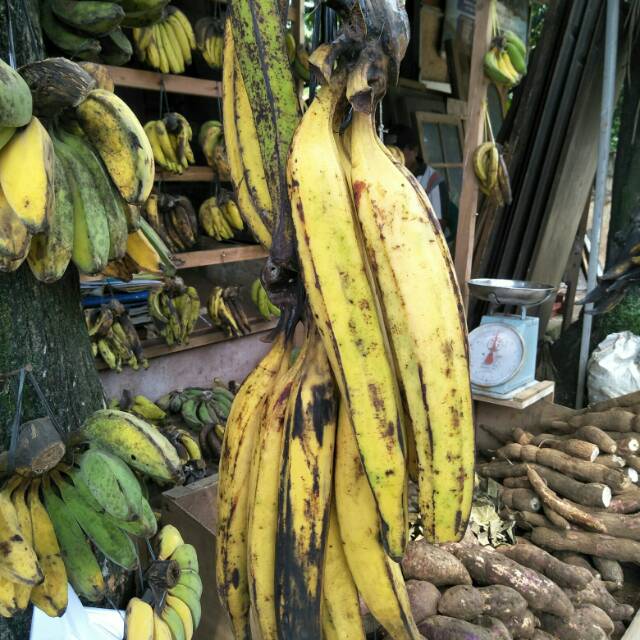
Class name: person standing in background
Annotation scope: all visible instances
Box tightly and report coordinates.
[387,124,457,246]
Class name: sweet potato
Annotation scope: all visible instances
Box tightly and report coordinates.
[552,551,600,579]
[473,616,512,640]
[538,611,607,640]
[591,557,623,591]
[563,579,635,621]
[445,544,574,617]
[417,615,494,640]
[437,585,528,621]
[530,631,555,640]
[503,610,536,639]
[406,580,441,624]
[576,604,615,636]
[401,539,472,586]
[498,543,592,589]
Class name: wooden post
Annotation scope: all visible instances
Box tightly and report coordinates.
[454,0,493,307]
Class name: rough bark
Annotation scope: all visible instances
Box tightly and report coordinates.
[0,4,105,638]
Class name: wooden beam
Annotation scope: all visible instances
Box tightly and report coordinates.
[108,66,221,98]
[176,244,268,269]
[453,0,493,308]
[155,166,215,182]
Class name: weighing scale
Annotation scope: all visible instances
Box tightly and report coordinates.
[467,279,556,400]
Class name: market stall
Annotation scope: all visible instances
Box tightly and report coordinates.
[0,0,639,639]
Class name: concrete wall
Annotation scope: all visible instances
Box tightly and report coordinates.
[100,331,272,401]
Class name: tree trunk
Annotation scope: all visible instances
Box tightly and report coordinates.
[0,3,104,637]
[606,35,640,267]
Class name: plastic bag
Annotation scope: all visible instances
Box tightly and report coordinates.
[587,331,640,404]
[31,584,124,640]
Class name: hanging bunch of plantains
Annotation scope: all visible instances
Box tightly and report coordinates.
[215,0,475,638]
[0,57,174,281]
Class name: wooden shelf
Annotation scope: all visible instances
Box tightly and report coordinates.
[108,66,221,97]
[175,244,268,269]
[155,166,214,182]
[97,319,276,370]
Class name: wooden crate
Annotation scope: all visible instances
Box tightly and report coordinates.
[161,474,233,640]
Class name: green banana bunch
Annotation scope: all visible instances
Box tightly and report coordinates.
[144,112,194,175]
[198,192,242,242]
[80,408,184,483]
[125,525,202,640]
[195,17,224,69]
[148,278,201,346]
[207,286,250,338]
[132,6,195,74]
[483,31,527,89]
[250,278,280,320]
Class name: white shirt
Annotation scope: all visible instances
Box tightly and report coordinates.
[418,166,443,220]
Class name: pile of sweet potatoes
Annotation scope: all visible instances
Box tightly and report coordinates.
[397,534,633,639]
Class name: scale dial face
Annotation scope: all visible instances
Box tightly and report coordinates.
[469,322,525,387]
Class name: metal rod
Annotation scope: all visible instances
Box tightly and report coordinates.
[576,0,619,408]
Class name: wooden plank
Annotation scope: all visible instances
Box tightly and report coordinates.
[512,1,600,279]
[142,319,276,359]
[473,380,555,409]
[453,0,492,307]
[156,166,214,182]
[176,244,268,269]
[108,66,221,97]
[561,192,591,334]
[95,320,276,369]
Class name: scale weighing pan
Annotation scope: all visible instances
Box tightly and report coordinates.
[468,278,555,309]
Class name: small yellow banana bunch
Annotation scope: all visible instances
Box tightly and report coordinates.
[198,120,222,166]
[144,112,195,175]
[132,6,195,74]
[148,277,201,346]
[124,525,202,640]
[207,285,251,338]
[85,300,149,372]
[198,192,243,242]
[472,141,512,205]
[198,120,230,181]
[195,16,225,69]
[250,278,281,321]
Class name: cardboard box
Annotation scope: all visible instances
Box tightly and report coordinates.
[162,474,233,640]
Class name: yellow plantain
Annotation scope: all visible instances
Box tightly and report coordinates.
[245,333,305,640]
[287,78,407,559]
[350,111,474,542]
[274,328,337,639]
[334,402,420,639]
[216,333,289,639]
